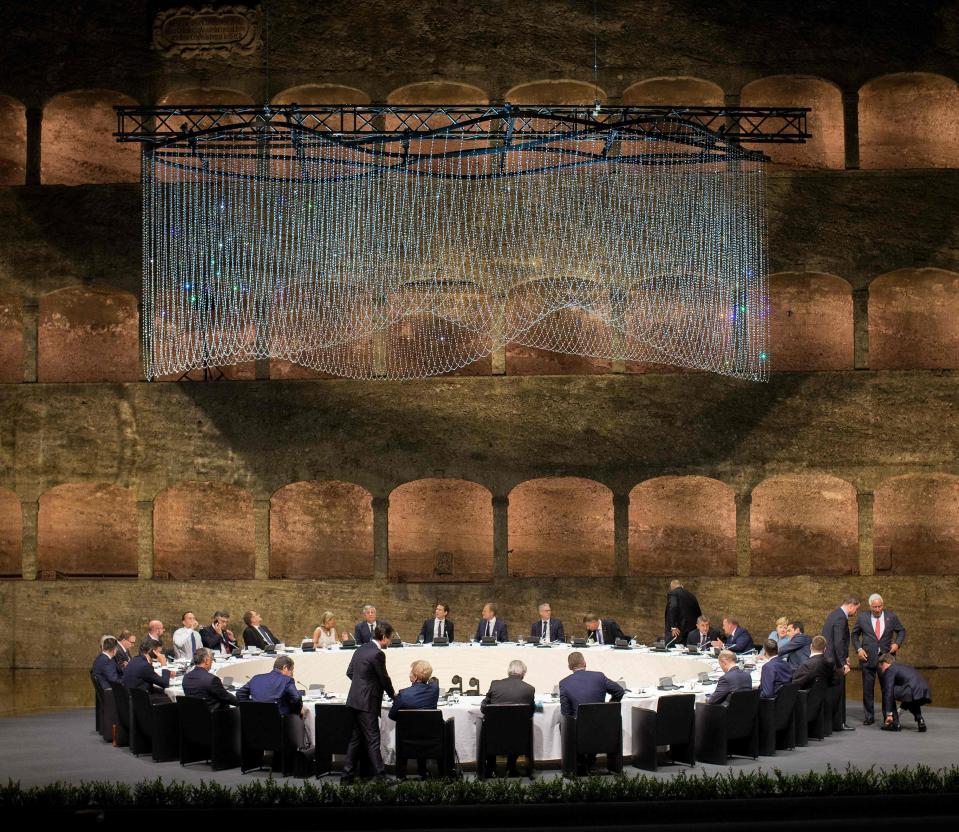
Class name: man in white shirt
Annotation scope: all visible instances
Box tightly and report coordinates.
[474,602,507,642]
[418,602,454,643]
[531,603,565,643]
[173,611,202,661]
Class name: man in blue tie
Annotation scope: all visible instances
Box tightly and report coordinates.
[474,603,508,642]
[173,611,202,661]
[711,615,754,654]
[354,604,381,645]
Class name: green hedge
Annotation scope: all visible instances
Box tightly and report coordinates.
[3,765,958,809]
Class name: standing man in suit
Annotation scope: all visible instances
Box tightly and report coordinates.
[114,630,136,671]
[92,636,123,690]
[123,638,174,702]
[707,650,753,704]
[418,602,454,644]
[878,654,932,732]
[687,616,721,650]
[182,647,238,710]
[354,604,383,645]
[792,635,836,689]
[531,603,565,643]
[242,609,281,650]
[823,593,860,731]
[388,660,439,778]
[583,613,626,646]
[200,611,239,655]
[474,603,508,642]
[852,593,906,726]
[559,652,624,774]
[173,611,202,661]
[342,624,396,782]
[711,616,754,654]
[779,620,813,668]
[664,580,702,645]
[481,659,536,777]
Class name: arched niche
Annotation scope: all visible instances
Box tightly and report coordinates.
[0,488,21,577]
[506,343,610,375]
[389,479,493,582]
[0,294,24,383]
[37,286,139,382]
[874,474,959,574]
[859,73,959,169]
[621,77,724,106]
[154,481,255,579]
[769,272,854,370]
[504,79,606,105]
[37,483,137,577]
[869,268,959,369]
[751,474,859,576]
[272,84,371,106]
[508,477,614,576]
[41,90,140,184]
[157,87,254,105]
[0,94,26,185]
[740,76,844,168]
[628,476,736,576]
[386,81,489,105]
[385,312,492,377]
[270,481,373,578]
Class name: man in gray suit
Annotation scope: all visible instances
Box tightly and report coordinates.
[852,593,906,726]
[481,659,536,776]
[706,650,752,705]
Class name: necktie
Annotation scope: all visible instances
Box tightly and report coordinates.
[874,617,881,639]
[544,621,549,642]
[260,626,273,646]
[191,631,199,653]
[597,627,603,645]
[487,621,492,638]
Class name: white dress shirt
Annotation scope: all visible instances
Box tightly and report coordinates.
[433,618,446,639]
[173,626,201,660]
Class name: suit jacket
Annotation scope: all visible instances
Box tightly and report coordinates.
[114,644,131,670]
[418,618,454,644]
[474,618,508,642]
[665,587,702,642]
[881,663,932,714]
[823,607,852,670]
[852,611,906,668]
[558,669,624,716]
[242,624,280,650]
[759,658,795,699]
[724,627,755,653]
[182,665,238,710]
[346,641,395,711]
[122,654,170,694]
[92,652,123,690]
[237,669,302,716]
[707,666,752,704]
[792,653,836,690]
[686,627,722,649]
[388,680,440,720]
[779,632,812,668]
[586,619,626,646]
[481,675,536,714]
[531,618,565,643]
[354,620,388,645]
[200,625,238,653]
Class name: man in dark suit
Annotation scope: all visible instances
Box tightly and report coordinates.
[182,647,238,710]
[418,602,454,644]
[354,604,384,645]
[707,650,753,704]
[792,635,836,689]
[823,593,860,731]
[758,639,794,699]
[531,602,565,643]
[237,655,304,716]
[242,609,281,651]
[779,620,813,668]
[388,659,440,777]
[686,615,721,649]
[481,659,536,776]
[878,654,932,732]
[711,615,754,654]
[852,593,906,725]
[474,602,508,642]
[559,652,624,774]
[200,610,239,655]
[342,624,396,782]
[123,638,174,702]
[114,630,136,672]
[583,613,626,646]
[664,580,702,645]
[92,637,123,690]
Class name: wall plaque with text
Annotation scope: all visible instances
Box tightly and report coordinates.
[153,4,261,60]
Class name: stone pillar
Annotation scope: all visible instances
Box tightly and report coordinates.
[25,106,42,186]
[857,490,875,577]
[254,499,270,579]
[491,346,506,376]
[853,286,869,370]
[21,500,38,580]
[842,90,860,171]
[372,496,389,578]
[22,302,38,383]
[735,491,752,577]
[613,493,630,576]
[137,500,153,580]
[492,495,509,577]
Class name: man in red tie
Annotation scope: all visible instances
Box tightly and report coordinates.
[852,593,906,726]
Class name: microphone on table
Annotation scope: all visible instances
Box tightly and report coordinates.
[664,634,678,648]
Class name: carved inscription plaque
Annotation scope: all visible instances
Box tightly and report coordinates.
[153,4,261,59]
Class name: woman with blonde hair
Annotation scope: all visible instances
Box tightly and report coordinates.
[768,616,791,650]
[313,611,342,648]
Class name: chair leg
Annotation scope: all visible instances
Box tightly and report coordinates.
[241,745,265,774]
[395,756,407,779]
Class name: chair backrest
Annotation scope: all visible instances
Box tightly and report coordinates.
[805,677,826,714]
[111,682,131,729]
[575,702,622,753]
[724,688,760,738]
[239,701,284,752]
[177,695,213,744]
[314,703,354,754]
[654,693,696,745]
[90,670,103,702]
[482,704,533,755]
[395,709,445,759]
[129,688,156,737]
[773,683,799,728]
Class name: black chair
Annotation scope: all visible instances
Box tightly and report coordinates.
[90,671,102,733]
[177,696,241,770]
[90,672,118,743]
[824,680,840,736]
[694,688,760,765]
[632,694,695,771]
[477,704,535,779]
[561,702,623,777]
[239,701,311,776]
[129,688,180,761]
[758,683,799,756]
[394,709,456,779]
[110,682,130,747]
[314,703,362,777]
[797,678,827,744]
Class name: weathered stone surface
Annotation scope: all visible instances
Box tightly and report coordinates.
[769,272,854,371]
[0,96,25,187]
[0,293,23,383]
[0,488,20,576]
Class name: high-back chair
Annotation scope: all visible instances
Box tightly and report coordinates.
[109,682,131,747]
[758,682,799,755]
[129,687,180,761]
[694,688,760,765]
[561,702,623,777]
[177,695,241,770]
[238,700,310,776]
[477,704,535,779]
[632,693,696,771]
[394,709,456,779]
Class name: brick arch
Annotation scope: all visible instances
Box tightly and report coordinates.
[389,479,493,582]
[154,482,254,579]
[869,268,959,369]
[386,81,488,105]
[37,483,137,577]
[0,487,21,577]
[508,477,614,576]
[628,476,736,576]
[769,272,854,370]
[157,87,254,105]
[270,481,373,579]
[859,72,959,169]
[42,90,140,184]
[621,77,724,106]
[272,84,371,105]
[0,94,26,185]
[504,79,606,105]
[0,293,23,383]
[875,474,959,574]
[751,474,858,576]
[38,286,139,382]
[740,76,844,169]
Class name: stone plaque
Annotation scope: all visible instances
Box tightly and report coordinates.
[153,4,261,59]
